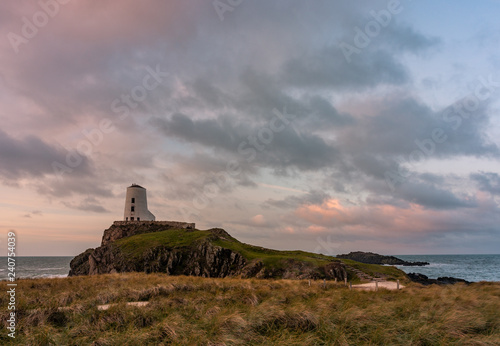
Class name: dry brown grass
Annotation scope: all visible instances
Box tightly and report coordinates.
[0,273,499,345]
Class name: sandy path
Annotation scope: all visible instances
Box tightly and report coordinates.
[351,281,404,291]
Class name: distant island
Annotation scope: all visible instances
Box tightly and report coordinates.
[336,251,430,266]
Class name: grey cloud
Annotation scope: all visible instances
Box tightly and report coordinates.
[418,173,446,185]
[237,69,295,113]
[190,78,227,108]
[365,195,410,209]
[282,47,408,90]
[62,197,110,213]
[359,170,476,211]
[0,129,92,181]
[264,190,330,209]
[182,70,354,132]
[340,97,499,160]
[280,19,438,89]
[350,154,397,179]
[321,95,498,212]
[152,112,338,172]
[383,23,440,53]
[268,126,338,171]
[398,182,476,210]
[307,96,355,128]
[34,177,113,198]
[155,152,259,202]
[152,113,242,151]
[471,172,500,195]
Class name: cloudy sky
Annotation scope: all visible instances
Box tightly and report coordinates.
[2,0,500,256]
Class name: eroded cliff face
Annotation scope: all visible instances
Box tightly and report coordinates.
[68,248,94,276]
[69,224,348,281]
[85,239,247,277]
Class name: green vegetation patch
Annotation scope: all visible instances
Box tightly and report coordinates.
[115,229,210,258]
[213,238,333,268]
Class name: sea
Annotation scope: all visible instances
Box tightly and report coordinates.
[0,255,499,282]
[395,255,500,282]
[0,257,72,281]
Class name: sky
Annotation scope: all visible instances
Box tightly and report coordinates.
[1,0,500,256]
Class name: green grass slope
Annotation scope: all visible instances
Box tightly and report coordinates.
[112,228,407,282]
[115,229,210,259]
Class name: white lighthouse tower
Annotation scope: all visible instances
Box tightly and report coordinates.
[124,184,155,221]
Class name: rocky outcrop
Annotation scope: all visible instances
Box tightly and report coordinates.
[68,248,94,276]
[337,251,429,266]
[101,221,195,246]
[86,239,246,277]
[407,273,470,285]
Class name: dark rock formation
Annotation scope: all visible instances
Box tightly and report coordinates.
[68,248,94,276]
[337,251,429,266]
[86,238,246,277]
[69,224,348,281]
[407,273,470,285]
[101,221,195,246]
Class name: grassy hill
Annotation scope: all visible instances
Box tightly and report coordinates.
[2,274,499,345]
[108,228,406,282]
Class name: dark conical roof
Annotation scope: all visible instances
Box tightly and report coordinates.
[128,184,145,189]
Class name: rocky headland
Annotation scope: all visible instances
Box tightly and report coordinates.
[69,222,479,287]
[337,251,430,266]
[69,222,355,281]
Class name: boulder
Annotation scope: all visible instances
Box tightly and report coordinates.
[407,272,470,285]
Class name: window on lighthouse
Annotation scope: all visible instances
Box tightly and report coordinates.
[131,198,135,203]
[131,206,135,212]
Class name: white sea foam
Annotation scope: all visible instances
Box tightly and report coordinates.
[34,274,68,279]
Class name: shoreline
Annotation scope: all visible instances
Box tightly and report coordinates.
[3,253,500,282]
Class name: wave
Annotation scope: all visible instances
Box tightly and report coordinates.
[0,273,69,281]
[30,274,68,279]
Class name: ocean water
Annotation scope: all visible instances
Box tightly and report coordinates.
[395,254,500,282]
[0,257,72,281]
[1,255,499,282]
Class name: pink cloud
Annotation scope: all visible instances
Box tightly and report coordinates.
[293,198,474,237]
[250,214,266,226]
